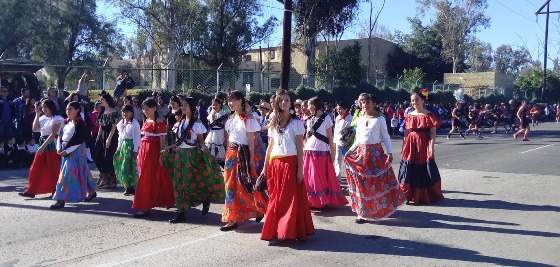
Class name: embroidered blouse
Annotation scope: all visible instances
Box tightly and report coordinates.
[353,116,393,153]
[116,119,141,152]
[225,114,261,145]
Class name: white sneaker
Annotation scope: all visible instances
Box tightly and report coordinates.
[491,131,496,134]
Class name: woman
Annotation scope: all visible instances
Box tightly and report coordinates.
[205,98,228,164]
[303,96,348,208]
[93,93,121,189]
[513,100,531,141]
[50,101,97,209]
[447,102,466,139]
[333,101,353,183]
[398,91,444,205]
[132,98,175,218]
[221,91,267,231]
[46,87,60,112]
[18,99,63,198]
[22,98,36,143]
[261,90,314,241]
[163,96,224,223]
[113,104,141,196]
[344,94,405,223]
[166,95,182,147]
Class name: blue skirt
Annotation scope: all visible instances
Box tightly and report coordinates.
[53,144,96,202]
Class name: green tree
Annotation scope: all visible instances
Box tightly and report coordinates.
[0,0,42,58]
[494,44,532,75]
[32,0,121,90]
[312,42,366,88]
[514,69,560,101]
[400,67,425,91]
[416,0,490,73]
[466,39,493,72]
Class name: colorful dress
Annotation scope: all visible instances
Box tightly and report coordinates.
[261,118,314,241]
[398,112,444,204]
[53,119,96,202]
[132,120,175,211]
[303,114,348,208]
[345,116,405,221]
[113,119,141,189]
[24,115,64,195]
[163,120,224,212]
[333,113,353,181]
[205,109,228,163]
[222,113,268,223]
[93,111,121,186]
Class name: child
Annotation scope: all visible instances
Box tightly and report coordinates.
[390,114,399,137]
[26,138,38,158]
[113,104,141,196]
[4,137,17,168]
[16,139,30,167]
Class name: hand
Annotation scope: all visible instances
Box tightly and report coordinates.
[58,150,68,157]
[105,139,111,149]
[330,152,336,163]
[297,170,304,184]
[200,144,209,152]
[36,147,45,155]
[133,152,138,158]
[35,104,41,113]
[159,155,164,165]
[384,153,393,167]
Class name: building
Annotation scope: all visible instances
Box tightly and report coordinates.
[444,72,514,98]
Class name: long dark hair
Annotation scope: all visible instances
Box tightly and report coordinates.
[142,97,159,120]
[182,96,198,139]
[307,96,323,115]
[101,93,116,108]
[42,99,60,116]
[67,101,82,121]
[228,90,246,112]
[271,90,297,131]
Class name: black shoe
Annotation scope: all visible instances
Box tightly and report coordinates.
[255,215,264,222]
[18,192,35,198]
[220,222,238,231]
[123,187,135,196]
[132,211,150,218]
[169,212,186,223]
[202,200,210,216]
[50,201,65,209]
[84,191,97,202]
[355,218,365,224]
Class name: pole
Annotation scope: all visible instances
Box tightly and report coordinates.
[216,63,223,93]
[189,33,193,90]
[542,2,550,101]
[280,0,293,91]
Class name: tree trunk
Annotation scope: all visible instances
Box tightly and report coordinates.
[305,37,317,88]
[166,45,177,91]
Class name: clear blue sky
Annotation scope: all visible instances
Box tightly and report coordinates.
[99,0,560,67]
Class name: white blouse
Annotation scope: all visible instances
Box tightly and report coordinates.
[304,114,334,151]
[39,115,64,136]
[176,121,207,148]
[59,122,80,154]
[225,115,261,145]
[117,119,141,152]
[333,114,353,146]
[268,118,305,157]
[354,116,393,153]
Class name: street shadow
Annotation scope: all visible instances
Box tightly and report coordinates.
[442,190,493,196]
[309,205,356,218]
[439,198,560,212]
[288,229,554,266]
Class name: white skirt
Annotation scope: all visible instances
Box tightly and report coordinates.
[205,128,226,160]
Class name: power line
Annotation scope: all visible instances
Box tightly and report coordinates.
[494,0,538,22]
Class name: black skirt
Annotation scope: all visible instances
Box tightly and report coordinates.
[93,125,119,174]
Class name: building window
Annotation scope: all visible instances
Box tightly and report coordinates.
[270,77,280,88]
[243,72,254,86]
[243,54,252,61]
[269,50,276,59]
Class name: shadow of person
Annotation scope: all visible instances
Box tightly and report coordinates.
[439,198,560,212]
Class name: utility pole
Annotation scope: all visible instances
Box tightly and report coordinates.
[535,0,560,101]
[279,0,293,91]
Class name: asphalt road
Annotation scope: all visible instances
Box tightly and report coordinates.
[0,122,559,267]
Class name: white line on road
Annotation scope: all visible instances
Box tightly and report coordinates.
[520,144,554,154]
[96,231,230,267]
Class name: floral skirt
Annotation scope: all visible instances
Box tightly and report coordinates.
[222,146,268,223]
[53,144,96,202]
[163,147,224,212]
[303,150,348,208]
[345,143,405,221]
[113,139,138,188]
[25,136,61,195]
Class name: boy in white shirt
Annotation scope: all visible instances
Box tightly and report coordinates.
[390,114,399,137]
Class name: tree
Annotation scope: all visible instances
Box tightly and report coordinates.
[494,44,532,75]
[416,0,490,73]
[466,39,493,72]
[0,1,43,58]
[514,69,560,101]
[33,0,120,90]
[400,67,425,91]
[312,42,366,88]
[293,0,360,86]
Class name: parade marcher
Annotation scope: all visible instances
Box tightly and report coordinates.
[447,102,465,139]
[398,90,444,205]
[303,96,348,208]
[93,92,121,189]
[165,95,182,147]
[345,93,405,223]
[261,90,315,241]
[530,104,540,127]
[50,101,97,209]
[205,98,228,164]
[113,104,141,196]
[221,91,268,231]
[333,101,353,183]
[132,98,175,218]
[162,96,224,223]
[513,100,531,141]
[18,99,63,198]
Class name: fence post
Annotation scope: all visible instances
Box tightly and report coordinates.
[216,63,223,93]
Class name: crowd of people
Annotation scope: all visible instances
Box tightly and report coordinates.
[4,78,555,242]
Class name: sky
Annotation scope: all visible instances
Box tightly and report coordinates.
[99,0,560,67]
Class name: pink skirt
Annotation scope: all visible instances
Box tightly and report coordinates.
[303,150,348,208]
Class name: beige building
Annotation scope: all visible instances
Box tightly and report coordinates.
[444,72,514,98]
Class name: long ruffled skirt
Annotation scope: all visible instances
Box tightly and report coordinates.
[25,136,61,195]
[163,147,224,212]
[303,150,348,208]
[113,139,138,188]
[204,128,226,162]
[345,143,405,221]
[261,156,315,241]
[53,144,96,202]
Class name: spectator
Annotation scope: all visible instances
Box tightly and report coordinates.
[12,88,30,140]
[197,99,209,129]
[45,87,60,112]
[8,78,24,100]
[131,96,144,126]
[0,86,14,141]
[75,70,93,102]
[390,114,399,137]
[156,95,170,120]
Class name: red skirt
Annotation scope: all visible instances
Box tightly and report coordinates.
[25,139,61,195]
[132,137,175,211]
[261,156,315,241]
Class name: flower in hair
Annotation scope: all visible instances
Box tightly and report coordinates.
[420,88,429,99]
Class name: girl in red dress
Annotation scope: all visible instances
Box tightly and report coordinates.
[132,98,175,218]
[261,90,314,241]
[398,90,444,205]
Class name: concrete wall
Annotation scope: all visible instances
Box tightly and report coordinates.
[444,72,514,98]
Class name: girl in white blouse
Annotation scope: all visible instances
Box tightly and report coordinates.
[113,104,141,196]
[220,91,267,231]
[344,93,405,224]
